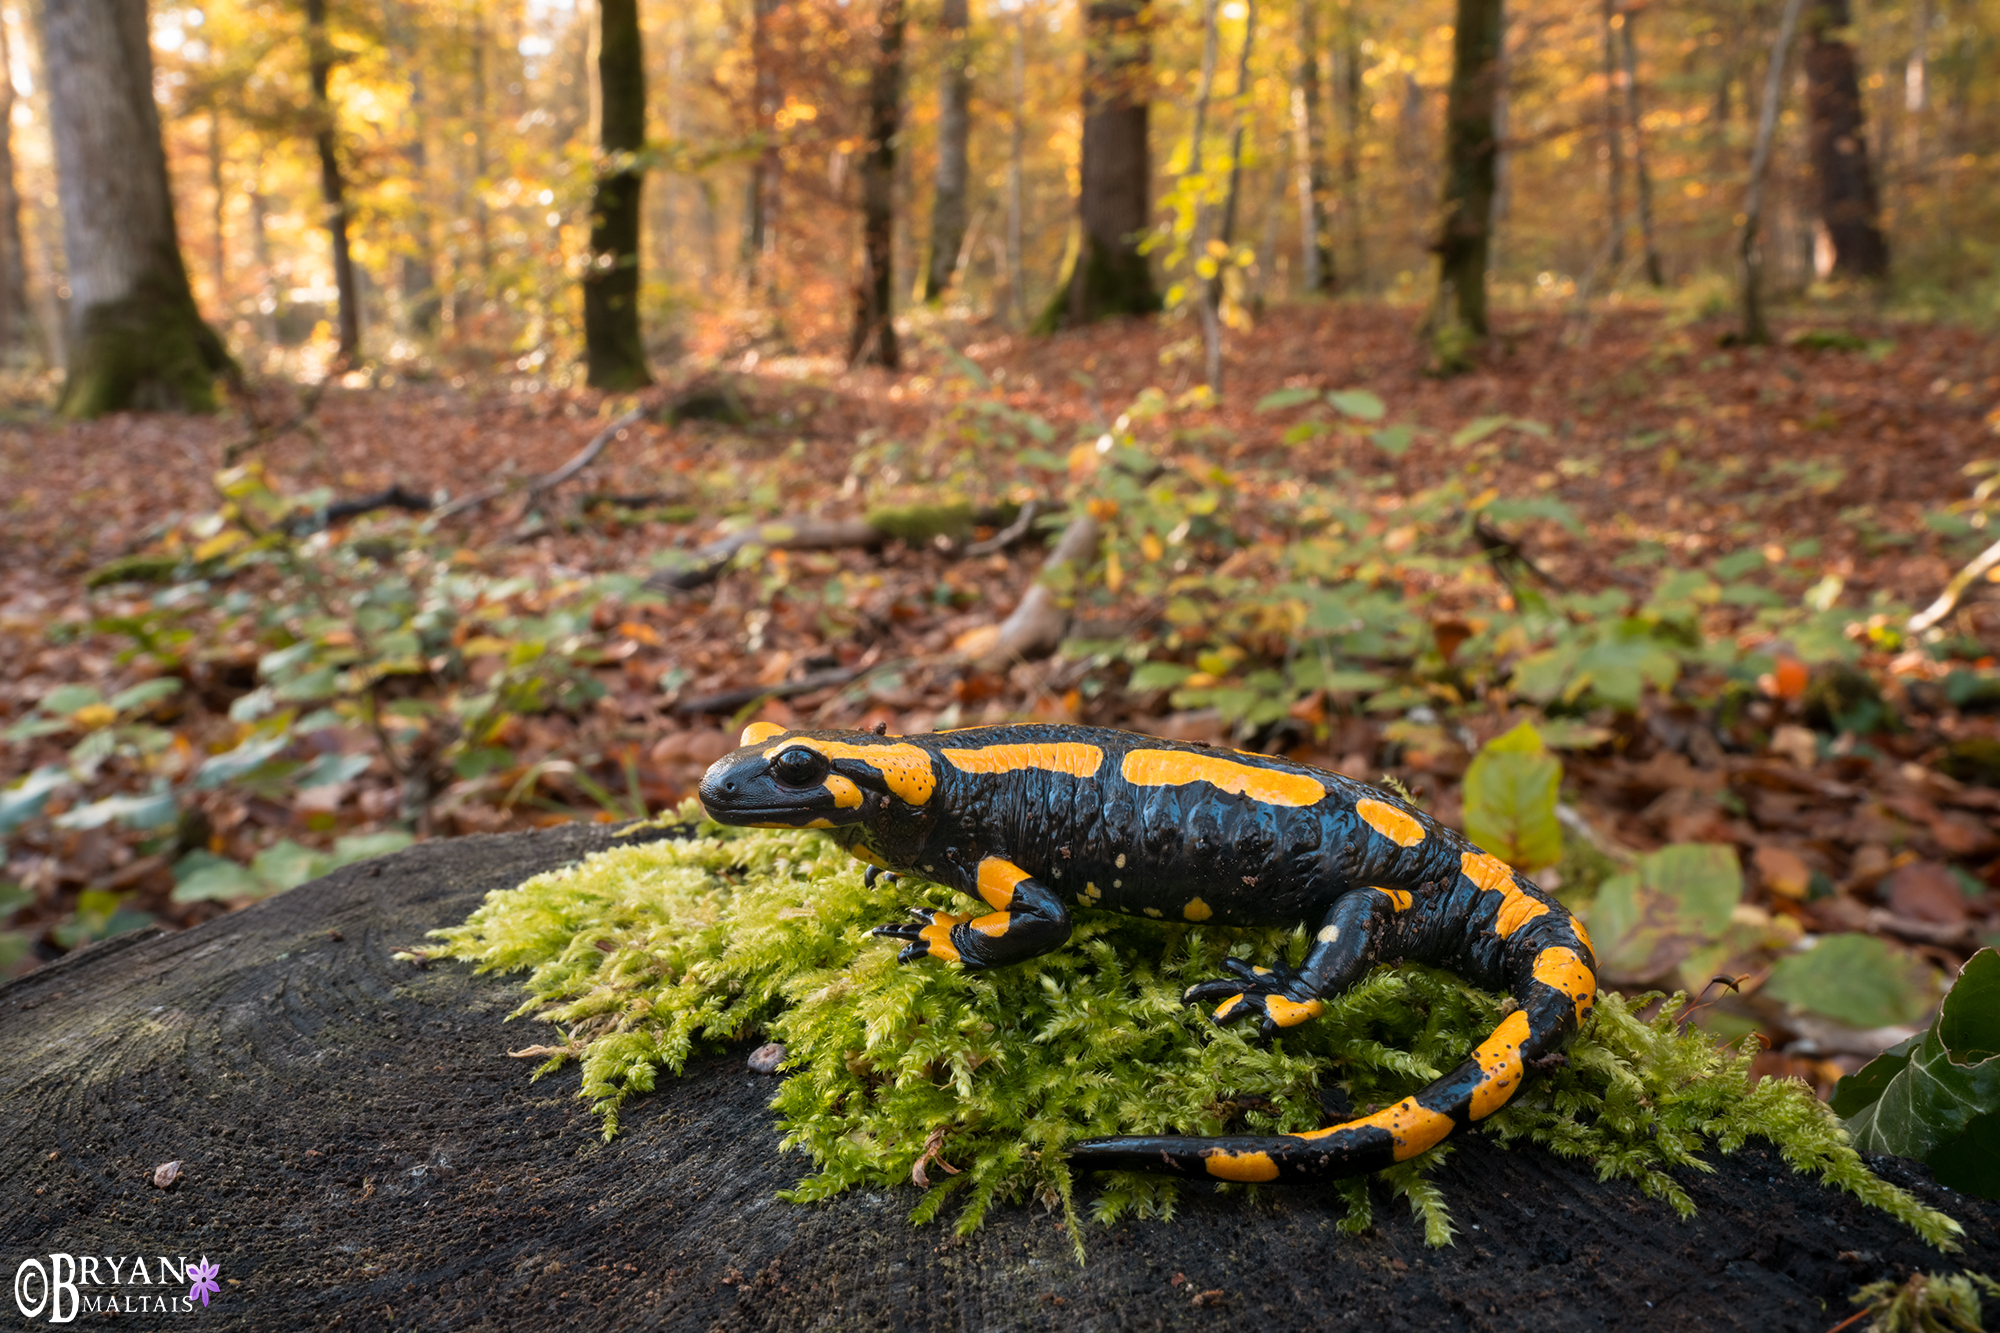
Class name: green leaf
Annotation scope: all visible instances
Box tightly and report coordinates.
[195,734,291,789]
[1326,389,1385,421]
[0,767,69,834]
[1483,496,1584,537]
[1451,416,1512,449]
[1462,724,1562,871]
[1371,425,1415,457]
[1127,662,1194,692]
[1767,933,1940,1030]
[108,678,182,714]
[40,684,103,715]
[1585,844,1742,986]
[252,840,332,892]
[52,789,178,831]
[170,851,267,902]
[296,752,372,788]
[1837,949,2000,1198]
[1254,387,1321,412]
[330,831,415,865]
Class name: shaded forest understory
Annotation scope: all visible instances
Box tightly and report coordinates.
[4,300,2000,1099]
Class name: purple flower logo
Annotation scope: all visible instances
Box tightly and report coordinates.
[186,1257,220,1309]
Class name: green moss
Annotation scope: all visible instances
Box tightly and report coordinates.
[1846,1270,2000,1333]
[84,554,184,589]
[431,814,1962,1257]
[61,281,233,419]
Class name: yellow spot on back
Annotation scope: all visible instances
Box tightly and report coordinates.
[1374,887,1414,912]
[1183,897,1213,922]
[778,739,938,806]
[976,857,1031,909]
[1120,750,1326,807]
[1356,798,1426,847]
[1468,1010,1532,1119]
[1263,996,1325,1028]
[1569,914,1595,958]
[1204,1150,1280,1183]
[1532,946,1597,1020]
[823,775,863,808]
[941,742,1104,778]
[1462,851,1550,938]
[740,721,788,746]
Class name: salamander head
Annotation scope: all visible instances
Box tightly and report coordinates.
[698,723,939,830]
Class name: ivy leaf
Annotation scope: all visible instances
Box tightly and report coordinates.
[108,678,182,714]
[1462,722,1562,871]
[0,767,70,834]
[1766,933,1940,1030]
[52,788,178,831]
[195,734,291,789]
[170,851,268,902]
[1835,949,2000,1199]
[1127,662,1194,692]
[1371,425,1415,457]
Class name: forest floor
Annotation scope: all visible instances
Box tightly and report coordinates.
[3,298,1998,1099]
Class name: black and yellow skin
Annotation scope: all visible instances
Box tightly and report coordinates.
[697,722,1597,1186]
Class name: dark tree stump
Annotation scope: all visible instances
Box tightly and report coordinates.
[3,824,1994,1331]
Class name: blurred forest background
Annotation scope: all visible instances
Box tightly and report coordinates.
[3,0,2000,1162]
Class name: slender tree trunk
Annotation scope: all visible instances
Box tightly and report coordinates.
[1214,0,1256,267]
[1737,0,1808,346]
[1005,12,1027,324]
[469,0,492,281]
[1036,0,1158,331]
[395,3,440,335]
[1336,11,1363,286]
[922,0,972,302]
[1291,0,1333,293]
[1599,0,1625,271]
[1185,0,1222,383]
[1618,6,1663,286]
[45,0,231,415]
[304,0,361,365]
[1803,0,1887,279]
[251,169,282,347]
[207,112,228,317]
[1427,0,1502,369]
[742,0,780,301]
[849,0,903,368]
[0,9,35,361]
[582,0,651,388]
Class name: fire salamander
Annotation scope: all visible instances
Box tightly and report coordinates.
[698,721,1597,1185]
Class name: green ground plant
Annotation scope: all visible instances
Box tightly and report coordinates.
[428,816,1962,1261]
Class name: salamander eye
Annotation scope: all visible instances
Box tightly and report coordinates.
[771,747,831,788]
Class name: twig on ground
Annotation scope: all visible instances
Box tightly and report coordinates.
[432,404,646,523]
[673,659,908,716]
[1907,534,2000,635]
[283,482,433,533]
[965,500,1040,556]
[1473,515,1567,592]
[960,509,1102,671]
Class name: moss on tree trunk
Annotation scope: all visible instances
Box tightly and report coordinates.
[1427,0,1503,374]
[60,276,232,418]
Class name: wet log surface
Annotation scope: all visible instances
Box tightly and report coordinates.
[2,823,1994,1332]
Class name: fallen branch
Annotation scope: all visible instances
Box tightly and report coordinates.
[1907,534,2000,635]
[283,482,433,534]
[958,509,1102,671]
[222,377,331,466]
[644,500,1036,593]
[1473,515,1567,592]
[432,405,646,522]
[965,499,1040,556]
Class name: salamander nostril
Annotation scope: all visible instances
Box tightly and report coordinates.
[724,780,736,791]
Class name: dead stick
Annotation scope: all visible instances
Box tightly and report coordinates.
[673,660,906,715]
[974,510,1102,671]
[1907,533,2000,634]
[433,405,646,521]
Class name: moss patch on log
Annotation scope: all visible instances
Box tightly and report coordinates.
[430,816,1962,1257]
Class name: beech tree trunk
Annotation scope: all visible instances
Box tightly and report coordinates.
[45,0,231,415]
[582,0,652,389]
[305,0,361,366]
[1599,0,1625,271]
[741,0,781,300]
[849,0,903,369]
[1428,0,1503,368]
[1618,6,1663,287]
[394,3,441,335]
[922,0,972,302]
[1005,13,1027,324]
[1804,0,1888,279]
[1336,13,1364,285]
[1291,0,1333,294]
[0,8,34,361]
[1038,0,1159,331]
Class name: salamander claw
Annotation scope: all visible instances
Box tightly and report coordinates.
[863,865,901,890]
[1182,961,1326,1038]
[871,907,969,965]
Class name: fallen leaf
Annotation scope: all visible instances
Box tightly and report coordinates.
[1753,845,1813,900]
[1885,861,1969,925]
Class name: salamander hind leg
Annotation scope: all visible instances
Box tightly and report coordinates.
[871,857,1072,971]
[1182,888,1398,1040]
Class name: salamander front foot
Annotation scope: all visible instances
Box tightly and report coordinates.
[871,908,970,966]
[1183,958,1326,1039]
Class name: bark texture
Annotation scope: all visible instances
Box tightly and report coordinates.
[922,0,972,302]
[1038,0,1159,331]
[1737,0,1808,346]
[741,0,781,298]
[583,0,652,389]
[1291,0,1333,293]
[305,0,361,365]
[45,0,230,415]
[1429,0,1504,365]
[0,8,33,360]
[1618,8,1664,287]
[849,0,904,369]
[1,824,1994,1332]
[1804,0,1888,279]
